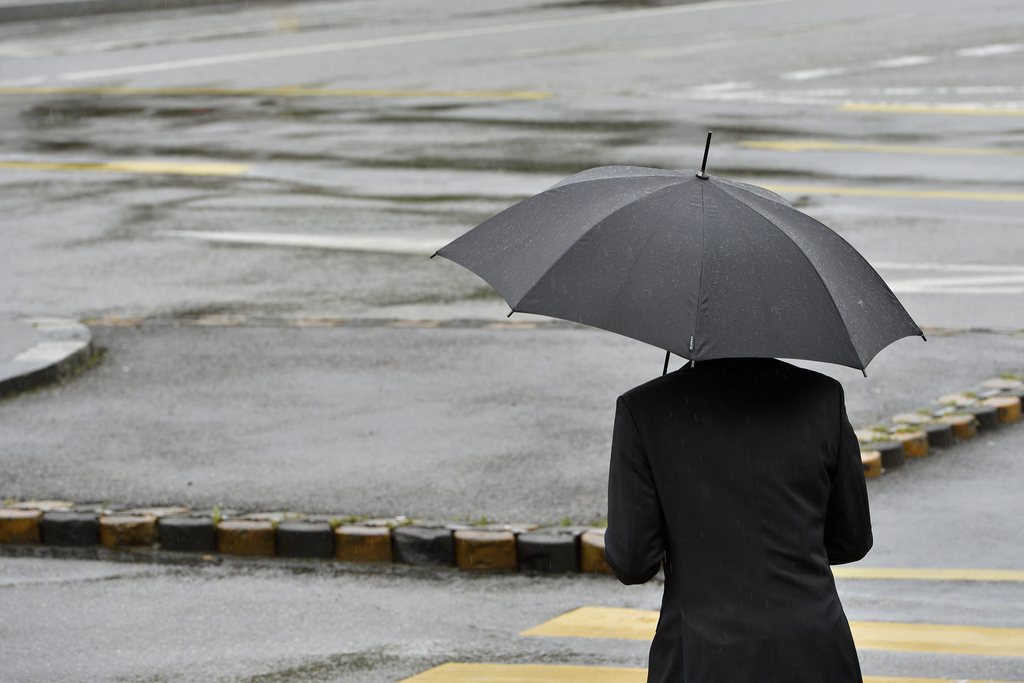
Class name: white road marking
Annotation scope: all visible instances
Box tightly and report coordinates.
[874,261,1024,273]
[0,76,45,87]
[872,55,933,69]
[50,0,792,82]
[957,43,1022,58]
[157,230,450,256]
[691,81,752,92]
[780,68,847,81]
[882,263,1024,295]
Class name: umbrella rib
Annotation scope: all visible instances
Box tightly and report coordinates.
[512,182,686,312]
[712,182,865,368]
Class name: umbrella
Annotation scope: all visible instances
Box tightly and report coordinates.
[434,133,924,372]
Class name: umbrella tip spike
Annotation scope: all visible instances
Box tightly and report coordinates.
[921,333,928,342]
[696,130,713,179]
[507,309,515,318]
[862,369,868,378]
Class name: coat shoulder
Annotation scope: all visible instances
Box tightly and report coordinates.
[619,358,841,406]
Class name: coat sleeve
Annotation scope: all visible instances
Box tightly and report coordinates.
[605,395,666,584]
[824,384,873,565]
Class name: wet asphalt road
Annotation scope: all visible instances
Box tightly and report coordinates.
[0,0,1022,518]
[1,2,1023,681]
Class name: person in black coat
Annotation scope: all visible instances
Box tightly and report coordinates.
[605,357,871,683]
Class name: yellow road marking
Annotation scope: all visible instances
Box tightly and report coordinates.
[763,183,1024,203]
[399,663,1019,683]
[0,160,248,176]
[854,621,1024,657]
[833,567,1024,582]
[841,102,1024,116]
[741,139,1023,156]
[521,607,654,640]
[522,607,1024,657]
[399,663,646,682]
[0,85,552,100]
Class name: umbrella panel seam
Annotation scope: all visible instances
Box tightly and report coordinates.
[512,182,689,315]
[711,182,865,368]
[691,183,707,359]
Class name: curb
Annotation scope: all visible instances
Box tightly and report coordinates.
[856,374,1023,478]
[0,504,613,576]
[0,316,95,399]
[1,375,1021,576]
[0,0,309,23]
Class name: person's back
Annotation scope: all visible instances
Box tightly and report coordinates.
[605,357,871,683]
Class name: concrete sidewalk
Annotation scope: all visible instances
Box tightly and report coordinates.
[0,0,307,23]
[0,315,93,399]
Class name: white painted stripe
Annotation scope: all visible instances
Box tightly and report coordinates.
[13,340,87,363]
[780,68,847,81]
[873,55,934,69]
[692,81,752,92]
[874,261,1024,273]
[893,286,1024,295]
[0,76,45,87]
[54,0,792,82]
[957,44,1022,58]
[889,273,1024,289]
[158,230,450,256]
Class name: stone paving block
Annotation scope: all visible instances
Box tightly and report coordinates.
[580,530,613,574]
[0,508,42,544]
[40,511,99,547]
[392,526,454,566]
[863,440,905,469]
[891,412,931,426]
[983,396,1022,424]
[965,404,1000,431]
[920,422,955,449]
[893,430,929,458]
[938,414,977,440]
[217,520,276,556]
[454,530,517,571]
[517,531,580,573]
[121,506,190,518]
[861,450,882,479]
[275,522,334,559]
[335,525,392,563]
[99,515,157,549]
[158,517,216,553]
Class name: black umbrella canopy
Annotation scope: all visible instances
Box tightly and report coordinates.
[435,165,924,371]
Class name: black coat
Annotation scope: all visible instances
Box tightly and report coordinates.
[605,358,871,683]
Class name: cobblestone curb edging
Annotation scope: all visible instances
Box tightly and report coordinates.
[0,316,95,399]
[1,375,1021,575]
[855,374,1023,479]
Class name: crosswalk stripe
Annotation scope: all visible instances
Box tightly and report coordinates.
[840,102,1024,117]
[833,567,1024,582]
[740,139,1023,156]
[399,662,645,682]
[522,607,1024,657]
[0,160,248,176]
[398,663,1021,683]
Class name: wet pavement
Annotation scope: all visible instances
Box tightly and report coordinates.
[2,422,1023,682]
[1,1,1023,680]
